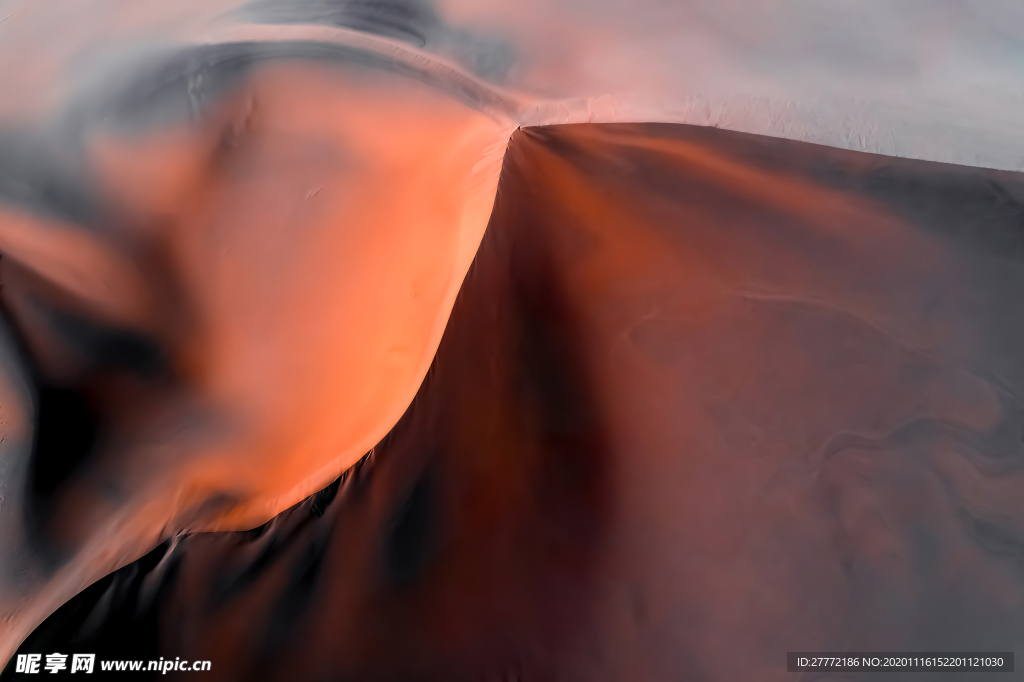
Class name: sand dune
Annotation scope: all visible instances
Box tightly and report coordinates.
[10,122,1024,680]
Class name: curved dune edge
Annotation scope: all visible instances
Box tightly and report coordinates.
[9,121,1024,679]
[0,56,515,665]
[2,11,1024,672]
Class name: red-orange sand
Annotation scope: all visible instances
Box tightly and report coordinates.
[11,122,1024,680]
[0,60,512,661]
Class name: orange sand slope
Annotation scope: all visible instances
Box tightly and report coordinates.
[10,123,1024,680]
[0,56,512,661]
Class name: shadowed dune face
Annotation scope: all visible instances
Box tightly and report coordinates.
[13,123,1024,680]
[1,0,1024,677]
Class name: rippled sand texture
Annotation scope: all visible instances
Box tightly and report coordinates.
[12,123,1024,681]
